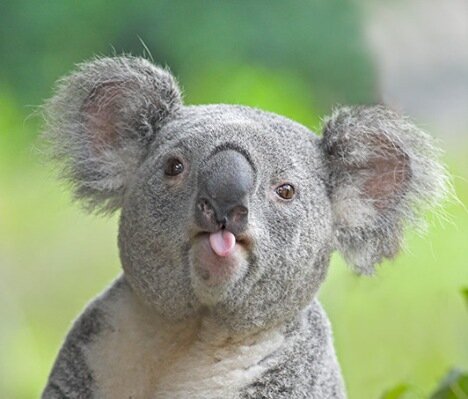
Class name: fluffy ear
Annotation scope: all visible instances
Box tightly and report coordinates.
[320,106,448,274]
[43,56,182,213]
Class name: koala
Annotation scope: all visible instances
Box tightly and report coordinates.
[41,56,447,399]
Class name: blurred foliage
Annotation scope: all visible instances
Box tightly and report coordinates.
[0,1,467,399]
[0,0,376,111]
[430,370,468,399]
[380,384,414,399]
[381,371,468,399]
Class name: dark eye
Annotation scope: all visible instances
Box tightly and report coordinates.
[164,157,184,176]
[275,183,295,200]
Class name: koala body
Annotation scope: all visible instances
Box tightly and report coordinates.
[42,57,447,398]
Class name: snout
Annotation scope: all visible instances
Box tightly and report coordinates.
[189,149,255,292]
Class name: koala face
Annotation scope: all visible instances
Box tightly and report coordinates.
[119,105,332,330]
[43,57,447,333]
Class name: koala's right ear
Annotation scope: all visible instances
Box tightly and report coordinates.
[43,56,182,214]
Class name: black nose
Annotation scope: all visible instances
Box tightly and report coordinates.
[196,149,254,235]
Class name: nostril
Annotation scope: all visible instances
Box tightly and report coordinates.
[229,205,248,224]
[197,198,211,213]
[197,197,218,226]
[220,216,228,229]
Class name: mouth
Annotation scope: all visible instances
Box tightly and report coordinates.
[189,229,252,291]
[194,229,253,257]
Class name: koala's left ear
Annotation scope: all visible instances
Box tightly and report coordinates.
[320,106,448,274]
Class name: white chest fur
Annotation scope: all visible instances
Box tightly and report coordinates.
[86,290,284,399]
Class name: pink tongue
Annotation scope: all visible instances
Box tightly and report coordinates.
[209,230,236,257]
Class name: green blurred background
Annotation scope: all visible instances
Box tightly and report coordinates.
[0,1,467,398]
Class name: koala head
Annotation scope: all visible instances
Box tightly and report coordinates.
[43,57,447,332]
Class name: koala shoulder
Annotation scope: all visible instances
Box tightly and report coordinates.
[41,277,125,398]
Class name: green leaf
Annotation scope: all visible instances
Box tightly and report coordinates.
[462,288,468,309]
[380,383,412,399]
[430,369,468,399]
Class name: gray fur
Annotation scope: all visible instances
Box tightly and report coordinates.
[42,56,448,398]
